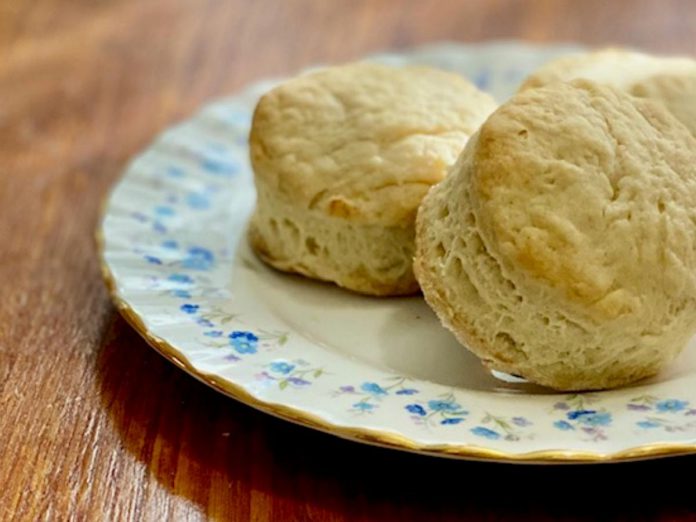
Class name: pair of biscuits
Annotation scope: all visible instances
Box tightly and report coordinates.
[249,51,696,391]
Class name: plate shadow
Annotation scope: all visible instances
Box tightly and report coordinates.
[95,315,696,521]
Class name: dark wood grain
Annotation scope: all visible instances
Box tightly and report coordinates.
[3,1,696,520]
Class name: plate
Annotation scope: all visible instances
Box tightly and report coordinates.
[98,41,696,463]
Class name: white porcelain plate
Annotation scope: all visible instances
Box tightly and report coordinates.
[99,41,696,463]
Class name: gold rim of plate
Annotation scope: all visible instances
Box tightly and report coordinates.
[96,221,696,463]
[93,41,696,463]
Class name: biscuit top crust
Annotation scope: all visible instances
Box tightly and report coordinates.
[470,80,696,322]
[250,62,497,226]
[630,74,696,136]
[519,48,696,92]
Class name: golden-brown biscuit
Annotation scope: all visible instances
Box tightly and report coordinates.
[249,62,497,295]
[415,80,696,390]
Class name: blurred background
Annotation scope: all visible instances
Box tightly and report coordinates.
[3,0,696,183]
[3,1,696,520]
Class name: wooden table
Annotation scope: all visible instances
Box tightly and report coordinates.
[3,1,696,520]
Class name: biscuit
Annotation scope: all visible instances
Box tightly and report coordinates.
[520,48,696,135]
[249,62,497,295]
[415,80,696,390]
[630,74,696,136]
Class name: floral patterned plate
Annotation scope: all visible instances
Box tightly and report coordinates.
[98,41,696,463]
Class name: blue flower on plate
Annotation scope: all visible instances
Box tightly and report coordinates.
[396,388,419,395]
[288,377,310,386]
[471,426,500,440]
[269,361,295,375]
[172,289,191,299]
[161,240,179,250]
[155,205,175,217]
[554,420,574,431]
[637,420,660,429]
[427,399,461,413]
[512,416,531,427]
[583,413,612,426]
[153,221,167,234]
[131,211,148,222]
[203,330,223,337]
[568,410,611,426]
[229,331,259,354]
[353,402,374,411]
[474,70,490,90]
[144,255,162,265]
[567,409,596,420]
[441,418,464,425]
[182,247,214,270]
[201,157,237,177]
[167,166,185,178]
[656,399,688,413]
[180,303,199,314]
[168,273,193,284]
[361,382,387,396]
[186,192,211,210]
[627,403,651,411]
[405,404,426,416]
